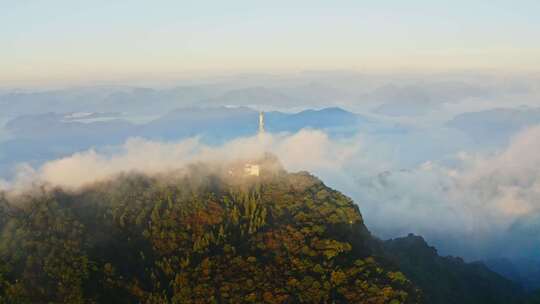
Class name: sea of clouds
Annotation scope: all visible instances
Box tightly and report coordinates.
[2,126,539,260]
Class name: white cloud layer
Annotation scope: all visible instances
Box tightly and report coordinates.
[355,125,540,259]
[0,130,360,191]
[2,127,540,260]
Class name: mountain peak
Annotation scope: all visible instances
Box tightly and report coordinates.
[0,160,420,303]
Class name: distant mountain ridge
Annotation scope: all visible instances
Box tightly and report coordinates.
[446,107,540,146]
[0,82,348,118]
[6,106,366,141]
[0,106,371,174]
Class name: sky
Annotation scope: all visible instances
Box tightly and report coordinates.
[2,0,540,86]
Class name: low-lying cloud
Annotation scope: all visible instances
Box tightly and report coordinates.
[0,130,361,191]
[355,125,540,259]
[2,127,539,261]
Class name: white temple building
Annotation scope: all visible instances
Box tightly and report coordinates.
[244,111,265,176]
[244,163,260,176]
[229,111,265,177]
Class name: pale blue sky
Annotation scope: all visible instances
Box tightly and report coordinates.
[1,0,539,86]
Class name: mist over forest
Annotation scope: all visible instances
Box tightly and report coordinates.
[1,71,540,270]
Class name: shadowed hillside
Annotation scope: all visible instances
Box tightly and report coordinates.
[383,234,522,304]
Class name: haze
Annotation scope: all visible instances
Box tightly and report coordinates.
[2,0,540,87]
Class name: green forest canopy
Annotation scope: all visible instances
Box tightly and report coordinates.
[0,156,420,303]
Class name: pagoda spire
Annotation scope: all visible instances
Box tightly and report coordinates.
[258,111,265,135]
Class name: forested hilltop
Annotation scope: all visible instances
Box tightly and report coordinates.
[0,155,534,303]
[0,155,420,303]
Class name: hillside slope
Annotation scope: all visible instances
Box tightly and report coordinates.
[0,156,526,303]
[0,156,419,303]
[383,234,522,304]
